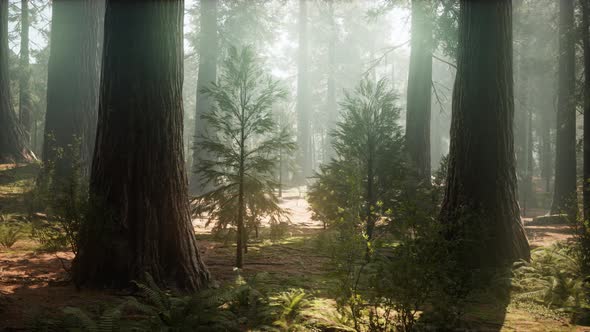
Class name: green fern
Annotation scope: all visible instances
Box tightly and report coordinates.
[0,223,22,249]
[270,289,310,331]
[512,242,589,311]
[61,302,131,332]
[129,273,240,331]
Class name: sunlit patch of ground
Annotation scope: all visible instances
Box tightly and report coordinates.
[192,186,324,235]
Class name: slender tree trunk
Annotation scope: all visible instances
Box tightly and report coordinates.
[296,0,311,183]
[0,1,34,163]
[324,0,337,162]
[524,100,536,210]
[540,99,553,192]
[405,0,433,183]
[237,119,245,268]
[439,0,530,265]
[390,53,395,86]
[43,0,104,177]
[365,149,375,260]
[551,0,577,217]
[190,0,218,195]
[18,0,32,146]
[278,146,283,197]
[583,0,590,221]
[72,0,210,291]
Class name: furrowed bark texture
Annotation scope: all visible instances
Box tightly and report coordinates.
[190,0,218,195]
[551,0,577,216]
[440,0,530,265]
[72,0,210,291]
[43,0,104,176]
[405,0,433,183]
[18,0,33,146]
[0,1,34,163]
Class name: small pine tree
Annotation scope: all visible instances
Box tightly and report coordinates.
[333,77,404,241]
[195,46,296,268]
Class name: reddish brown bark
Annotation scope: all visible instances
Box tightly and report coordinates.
[190,0,218,195]
[440,0,530,265]
[73,0,210,291]
[551,0,576,216]
[0,1,34,163]
[405,0,433,183]
[43,0,104,177]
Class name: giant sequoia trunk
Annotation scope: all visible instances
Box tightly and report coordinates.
[439,0,530,265]
[18,0,32,146]
[0,1,34,163]
[551,0,577,216]
[296,0,311,183]
[72,0,210,291]
[190,0,218,195]
[43,0,104,177]
[583,0,590,221]
[405,0,433,183]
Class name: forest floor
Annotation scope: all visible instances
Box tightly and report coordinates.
[0,163,586,331]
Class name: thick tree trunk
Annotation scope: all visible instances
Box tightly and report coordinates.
[190,0,218,195]
[18,0,32,146]
[551,0,577,216]
[296,0,311,183]
[405,0,433,183]
[0,1,34,163]
[583,0,590,221]
[72,0,210,291]
[439,0,530,265]
[43,0,104,177]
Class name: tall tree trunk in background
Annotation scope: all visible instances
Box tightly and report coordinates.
[525,100,536,209]
[516,65,536,214]
[72,0,210,291]
[540,93,553,192]
[0,1,34,163]
[439,0,530,265]
[296,0,311,183]
[551,0,576,216]
[43,0,104,177]
[18,0,32,146]
[190,0,218,195]
[324,0,337,162]
[582,0,590,221]
[405,0,433,183]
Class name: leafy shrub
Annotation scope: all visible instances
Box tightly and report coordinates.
[30,218,69,252]
[227,272,271,325]
[26,140,88,255]
[269,221,290,241]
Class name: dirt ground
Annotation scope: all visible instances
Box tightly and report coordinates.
[0,164,583,331]
[0,182,330,330]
